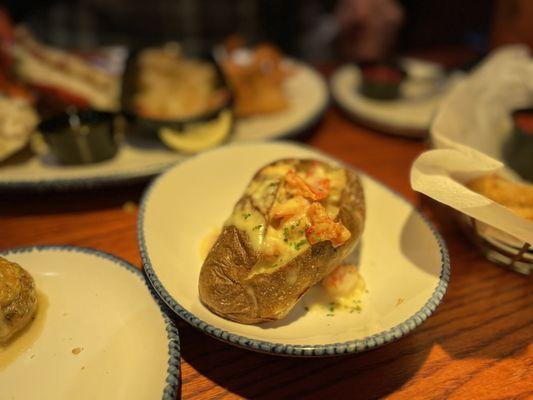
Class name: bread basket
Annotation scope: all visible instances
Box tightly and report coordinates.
[411,46,533,275]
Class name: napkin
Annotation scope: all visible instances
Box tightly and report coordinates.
[410,45,533,245]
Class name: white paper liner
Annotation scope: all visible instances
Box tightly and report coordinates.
[410,45,533,245]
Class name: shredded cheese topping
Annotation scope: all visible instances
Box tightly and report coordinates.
[225,160,351,275]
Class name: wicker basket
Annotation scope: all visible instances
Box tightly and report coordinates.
[457,215,532,275]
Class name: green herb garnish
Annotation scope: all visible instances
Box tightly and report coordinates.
[326,313,335,317]
[290,220,301,230]
[243,213,251,220]
[252,224,263,231]
[349,305,362,313]
[283,227,290,242]
[294,239,307,250]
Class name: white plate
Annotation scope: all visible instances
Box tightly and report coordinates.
[0,136,184,190]
[0,246,180,399]
[138,141,450,357]
[0,61,327,190]
[330,60,462,138]
[233,60,328,141]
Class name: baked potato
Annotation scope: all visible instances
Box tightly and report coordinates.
[198,158,365,324]
[0,257,38,344]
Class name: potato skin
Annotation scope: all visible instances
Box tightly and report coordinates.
[198,161,365,324]
[0,257,38,343]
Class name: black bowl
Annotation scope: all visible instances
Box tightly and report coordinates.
[358,61,407,101]
[504,108,533,181]
[120,48,233,139]
[39,109,119,165]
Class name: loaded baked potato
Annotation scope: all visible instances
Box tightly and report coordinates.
[198,158,365,324]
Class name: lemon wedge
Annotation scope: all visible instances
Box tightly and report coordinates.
[158,110,232,154]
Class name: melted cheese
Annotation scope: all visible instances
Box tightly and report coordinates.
[225,206,266,250]
[225,160,348,275]
[325,168,346,218]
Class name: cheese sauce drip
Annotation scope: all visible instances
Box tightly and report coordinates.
[225,160,348,275]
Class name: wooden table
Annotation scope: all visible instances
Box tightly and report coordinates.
[1,106,531,399]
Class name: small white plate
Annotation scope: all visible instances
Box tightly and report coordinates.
[0,246,180,399]
[138,141,450,357]
[232,60,328,141]
[330,60,462,138]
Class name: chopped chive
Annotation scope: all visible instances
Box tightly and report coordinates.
[294,239,307,250]
[252,224,263,231]
[290,219,301,230]
[350,305,362,313]
[243,213,251,220]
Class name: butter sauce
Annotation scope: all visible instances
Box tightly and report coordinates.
[306,269,366,315]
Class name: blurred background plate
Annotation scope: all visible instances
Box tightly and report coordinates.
[232,60,328,141]
[0,60,327,191]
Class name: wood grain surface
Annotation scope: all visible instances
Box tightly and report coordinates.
[1,105,532,399]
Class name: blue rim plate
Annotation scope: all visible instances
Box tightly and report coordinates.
[0,152,181,191]
[138,141,450,357]
[0,245,180,399]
